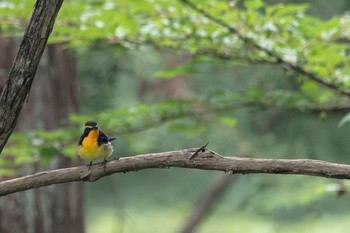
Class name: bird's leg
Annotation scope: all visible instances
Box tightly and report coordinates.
[113,156,120,161]
[88,161,93,170]
[102,157,108,170]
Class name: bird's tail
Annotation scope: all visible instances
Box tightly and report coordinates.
[109,137,117,142]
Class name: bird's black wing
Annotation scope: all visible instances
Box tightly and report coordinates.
[77,135,84,146]
[98,131,110,146]
[77,128,91,146]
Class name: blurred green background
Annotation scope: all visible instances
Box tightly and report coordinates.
[77,1,350,232]
[80,51,350,232]
[1,0,350,232]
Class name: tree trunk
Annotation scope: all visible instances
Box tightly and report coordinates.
[0,38,84,233]
[0,0,64,153]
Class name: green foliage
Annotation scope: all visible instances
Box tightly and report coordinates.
[1,0,349,93]
[0,0,349,115]
[216,116,237,127]
[152,63,194,79]
[1,128,80,169]
[1,1,350,232]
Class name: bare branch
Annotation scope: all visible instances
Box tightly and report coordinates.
[1,148,350,196]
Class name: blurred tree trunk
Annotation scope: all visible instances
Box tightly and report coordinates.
[180,174,235,233]
[0,38,84,233]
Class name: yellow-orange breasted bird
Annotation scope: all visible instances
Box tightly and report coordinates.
[77,121,116,167]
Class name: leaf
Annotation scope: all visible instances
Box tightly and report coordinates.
[268,4,309,18]
[244,0,265,10]
[301,81,319,97]
[217,116,237,127]
[152,63,194,79]
[338,112,350,128]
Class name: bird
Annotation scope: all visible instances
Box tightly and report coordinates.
[77,121,116,169]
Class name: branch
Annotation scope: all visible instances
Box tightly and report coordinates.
[1,148,350,196]
[180,0,350,98]
[0,0,64,153]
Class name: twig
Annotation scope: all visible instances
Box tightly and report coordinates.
[1,148,350,196]
[190,142,209,160]
[180,0,350,98]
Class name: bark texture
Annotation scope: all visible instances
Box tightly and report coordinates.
[0,0,64,153]
[0,41,83,233]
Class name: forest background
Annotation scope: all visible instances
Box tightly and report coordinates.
[1,0,350,232]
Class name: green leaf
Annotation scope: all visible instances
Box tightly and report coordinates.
[268,3,309,18]
[244,0,265,10]
[152,63,194,79]
[338,112,350,128]
[217,116,237,127]
[301,81,319,97]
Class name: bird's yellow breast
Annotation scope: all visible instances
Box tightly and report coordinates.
[77,130,113,161]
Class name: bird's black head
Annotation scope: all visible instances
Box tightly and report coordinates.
[84,121,98,130]
[78,121,99,146]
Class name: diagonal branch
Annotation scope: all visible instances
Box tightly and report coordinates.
[180,174,235,233]
[0,0,64,153]
[1,148,350,196]
[180,0,350,98]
